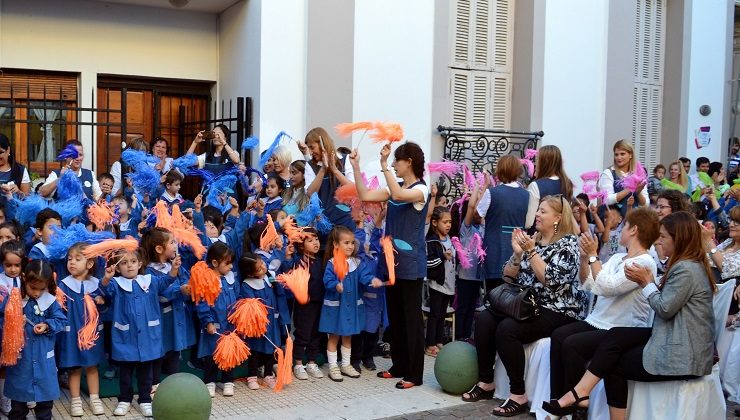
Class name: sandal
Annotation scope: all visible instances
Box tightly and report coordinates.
[424,347,439,357]
[395,380,416,389]
[461,383,494,402]
[377,371,397,379]
[542,388,589,416]
[492,398,529,417]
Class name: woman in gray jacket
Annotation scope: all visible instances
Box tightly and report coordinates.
[543,211,716,419]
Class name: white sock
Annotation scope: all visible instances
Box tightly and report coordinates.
[90,393,100,401]
[327,350,338,367]
[340,346,351,367]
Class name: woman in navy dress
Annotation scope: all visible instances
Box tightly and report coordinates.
[351,141,429,389]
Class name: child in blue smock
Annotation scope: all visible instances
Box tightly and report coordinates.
[141,226,195,394]
[28,208,68,280]
[262,174,285,216]
[111,195,141,240]
[100,248,183,418]
[0,260,66,420]
[196,242,238,398]
[319,226,383,382]
[57,243,106,417]
[238,253,289,390]
[0,239,24,414]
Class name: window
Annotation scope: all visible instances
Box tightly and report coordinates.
[449,0,514,129]
[0,102,12,142]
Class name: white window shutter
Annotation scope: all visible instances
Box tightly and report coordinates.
[453,0,472,68]
[450,69,470,126]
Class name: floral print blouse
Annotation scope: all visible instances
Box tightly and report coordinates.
[517,234,588,319]
[717,239,740,280]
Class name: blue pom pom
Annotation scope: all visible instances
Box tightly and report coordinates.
[242,136,260,151]
[315,214,333,235]
[47,224,115,259]
[56,170,84,200]
[126,164,161,197]
[14,195,47,226]
[121,149,158,168]
[258,131,292,170]
[206,175,237,213]
[172,153,198,173]
[51,198,84,226]
[187,168,215,184]
[56,144,79,161]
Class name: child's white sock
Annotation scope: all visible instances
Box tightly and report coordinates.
[327,350,338,367]
[90,393,100,400]
[340,346,351,367]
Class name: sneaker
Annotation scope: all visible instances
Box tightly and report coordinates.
[328,365,343,382]
[305,363,324,379]
[90,397,105,415]
[1,397,11,416]
[104,365,117,380]
[247,376,260,390]
[340,364,361,378]
[150,383,159,398]
[70,397,84,417]
[350,362,362,374]
[113,402,131,416]
[140,402,152,417]
[222,382,234,397]
[293,364,309,380]
[206,382,216,398]
[263,375,276,389]
[362,358,377,370]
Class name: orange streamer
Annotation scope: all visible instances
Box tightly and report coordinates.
[82,239,140,262]
[333,247,349,281]
[334,121,374,138]
[55,287,68,311]
[276,266,309,305]
[87,202,115,230]
[77,294,100,350]
[0,289,24,366]
[369,122,404,143]
[283,217,307,244]
[189,261,222,307]
[381,235,396,285]
[273,333,293,392]
[153,200,173,229]
[214,332,251,371]
[228,298,269,338]
[260,214,280,251]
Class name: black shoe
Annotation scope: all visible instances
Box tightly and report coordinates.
[362,358,377,370]
[542,388,590,416]
[492,398,528,417]
[461,384,494,402]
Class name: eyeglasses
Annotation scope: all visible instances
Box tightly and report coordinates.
[655,205,671,211]
[730,218,740,225]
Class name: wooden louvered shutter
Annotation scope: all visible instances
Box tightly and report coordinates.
[632,0,665,171]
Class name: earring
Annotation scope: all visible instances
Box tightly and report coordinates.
[553,221,559,234]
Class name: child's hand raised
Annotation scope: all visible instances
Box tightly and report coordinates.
[103,265,116,284]
[336,283,343,293]
[370,278,383,288]
[206,323,217,335]
[194,194,203,212]
[180,284,191,296]
[33,322,49,335]
[94,295,105,305]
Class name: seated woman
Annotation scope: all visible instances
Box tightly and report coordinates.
[544,211,716,420]
[548,207,660,417]
[462,195,588,417]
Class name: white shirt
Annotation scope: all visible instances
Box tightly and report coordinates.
[525,176,560,228]
[303,159,354,188]
[43,168,102,200]
[384,183,429,211]
[598,168,650,206]
[476,181,520,218]
[582,253,656,330]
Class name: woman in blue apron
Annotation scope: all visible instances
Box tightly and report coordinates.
[301,128,355,233]
[351,141,428,389]
[187,124,241,176]
[0,134,31,206]
[597,140,649,216]
[524,145,574,230]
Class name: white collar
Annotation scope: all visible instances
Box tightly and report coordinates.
[148,262,172,274]
[243,276,270,290]
[330,257,359,273]
[0,272,19,289]
[223,271,236,285]
[61,276,100,294]
[119,218,132,230]
[162,191,181,202]
[114,274,152,292]
[209,234,227,244]
[503,181,519,187]
[23,291,56,311]
[266,196,281,204]
[34,243,50,258]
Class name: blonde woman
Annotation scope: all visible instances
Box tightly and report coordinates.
[662,160,689,193]
[598,140,649,213]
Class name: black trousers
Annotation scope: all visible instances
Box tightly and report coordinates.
[248,351,275,377]
[9,400,53,420]
[425,287,451,346]
[203,356,234,384]
[587,327,699,408]
[351,331,379,364]
[118,360,153,403]
[386,279,425,385]
[549,320,605,399]
[152,350,180,385]
[293,301,322,362]
[455,278,481,340]
[474,308,576,394]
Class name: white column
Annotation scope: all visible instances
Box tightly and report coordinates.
[79,71,97,171]
[536,0,610,187]
[351,0,435,182]
[678,0,733,164]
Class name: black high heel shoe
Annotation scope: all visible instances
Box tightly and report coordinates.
[542,388,589,416]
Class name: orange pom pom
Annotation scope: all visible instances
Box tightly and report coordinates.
[77,294,100,350]
[273,333,293,392]
[87,201,115,230]
[283,217,307,245]
[276,266,309,305]
[381,235,396,286]
[370,122,404,143]
[189,261,222,307]
[228,298,269,338]
[333,247,349,281]
[154,200,173,229]
[260,214,280,251]
[1,288,24,366]
[82,239,140,262]
[334,121,374,138]
[214,332,251,371]
[335,183,359,206]
[55,287,69,312]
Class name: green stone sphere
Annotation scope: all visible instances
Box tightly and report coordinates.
[433,341,479,395]
[152,373,212,420]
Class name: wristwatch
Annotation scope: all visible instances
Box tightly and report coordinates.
[709,248,719,255]
[587,256,599,265]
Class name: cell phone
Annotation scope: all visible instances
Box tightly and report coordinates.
[202,130,215,140]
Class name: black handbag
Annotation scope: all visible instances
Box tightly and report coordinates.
[485,278,540,321]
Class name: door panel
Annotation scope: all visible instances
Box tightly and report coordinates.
[96,89,153,174]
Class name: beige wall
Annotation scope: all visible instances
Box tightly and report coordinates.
[511,0,535,132]
[661,0,685,164]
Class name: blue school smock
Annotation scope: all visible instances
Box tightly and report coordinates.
[28,242,68,280]
[357,227,388,333]
[103,274,176,362]
[57,276,105,368]
[197,211,256,279]
[263,196,283,216]
[239,276,287,354]
[2,292,67,403]
[307,159,354,231]
[117,210,141,240]
[319,258,376,336]
[145,263,195,353]
[0,272,20,291]
[196,271,239,358]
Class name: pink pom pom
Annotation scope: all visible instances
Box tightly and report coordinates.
[463,164,476,188]
[428,161,462,175]
[524,149,538,160]
[366,176,379,190]
[521,159,535,177]
[580,171,601,182]
[451,237,473,270]
[619,162,648,193]
[470,233,486,264]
